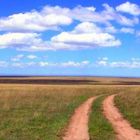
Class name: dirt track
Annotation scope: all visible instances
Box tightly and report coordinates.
[63,97,96,140]
[103,95,140,140]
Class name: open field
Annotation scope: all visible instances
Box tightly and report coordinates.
[1,76,140,85]
[0,77,140,140]
[0,84,105,140]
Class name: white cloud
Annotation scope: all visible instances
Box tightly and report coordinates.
[103,4,139,26]
[39,60,90,68]
[104,25,118,33]
[117,15,139,26]
[11,54,24,61]
[11,54,38,62]
[51,22,121,49]
[116,2,140,16]
[0,4,139,51]
[0,4,138,34]
[0,32,53,51]
[60,60,90,67]
[27,55,37,59]
[0,8,72,32]
[73,22,102,33]
[110,61,140,68]
[9,60,90,68]
[0,22,121,51]
[11,61,36,67]
[96,57,140,68]
[120,27,135,34]
[3,56,140,69]
[96,57,108,66]
[0,33,39,48]
[71,4,139,26]
[52,32,121,47]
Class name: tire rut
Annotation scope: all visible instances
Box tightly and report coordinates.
[63,96,97,140]
[103,95,140,140]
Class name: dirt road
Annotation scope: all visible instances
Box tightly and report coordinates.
[63,96,96,140]
[103,95,140,140]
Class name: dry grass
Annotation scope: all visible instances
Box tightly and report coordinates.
[0,83,140,140]
[1,76,140,85]
[0,84,104,140]
[115,87,140,130]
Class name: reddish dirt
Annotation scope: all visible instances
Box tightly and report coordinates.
[103,95,140,140]
[63,97,96,140]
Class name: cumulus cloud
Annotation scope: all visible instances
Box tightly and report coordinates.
[0,33,40,48]
[103,4,139,26]
[51,22,121,49]
[116,2,140,16]
[0,32,53,51]
[0,9,72,32]
[0,22,121,51]
[69,4,139,26]
[0,3,139,51]
[0,3,139,33]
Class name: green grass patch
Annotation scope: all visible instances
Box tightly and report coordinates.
[115,88,140,130]
[89,95,115,140]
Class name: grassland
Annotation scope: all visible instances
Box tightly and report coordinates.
[1,76,140,85]
[88,86,126,140]
[0,84,103,140]
[0,76,140,140]
[115,87,140,130]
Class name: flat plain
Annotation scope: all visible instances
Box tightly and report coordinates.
[0,76,140,140]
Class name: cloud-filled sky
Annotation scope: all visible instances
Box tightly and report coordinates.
[0,0,140,76]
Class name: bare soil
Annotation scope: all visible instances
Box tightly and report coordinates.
[63,97,96,140]
[103,95,140,140]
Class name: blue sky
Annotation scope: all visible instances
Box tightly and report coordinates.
[0,0,140,76]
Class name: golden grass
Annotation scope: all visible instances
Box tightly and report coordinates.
[0,84,140,140]
[0,84,103,140]
[115,87,140,130]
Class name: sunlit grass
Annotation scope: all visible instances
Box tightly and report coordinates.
[0,84,140,140]
[0,84,101,140]
[115,87,140,130]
